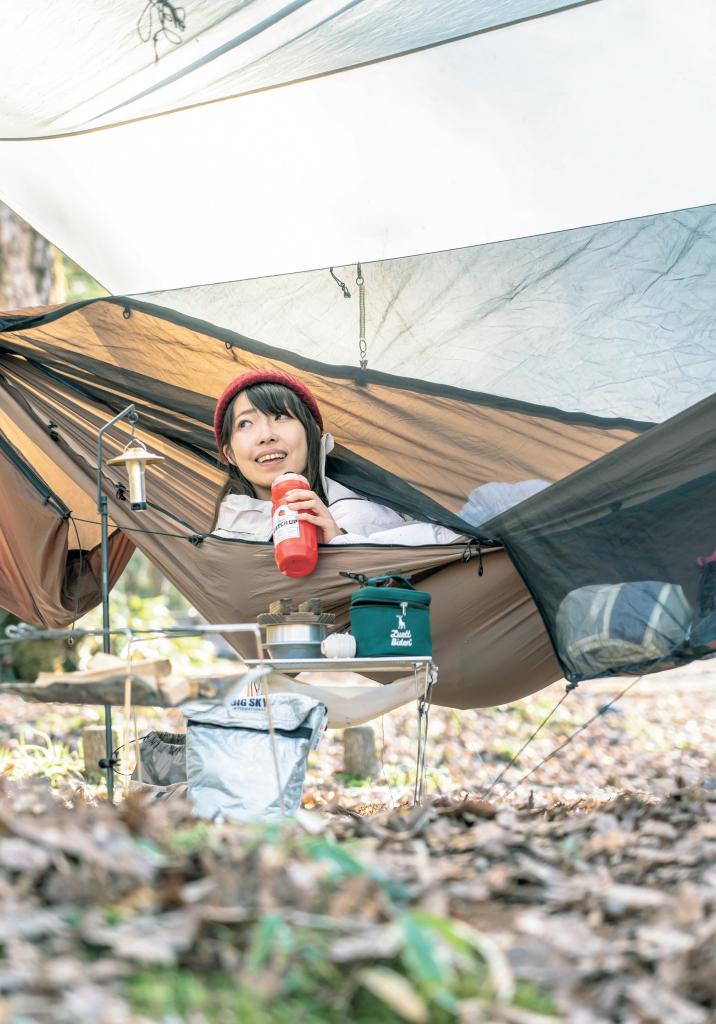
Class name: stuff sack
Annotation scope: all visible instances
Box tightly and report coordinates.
[691,550,716,650]
[182,693,327,821]
[349,575,432,657]
[556,581,693,678]
[131,731,187,787]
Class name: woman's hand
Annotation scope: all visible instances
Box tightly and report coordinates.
[285,489,341,544]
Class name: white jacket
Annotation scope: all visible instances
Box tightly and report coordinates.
[213,434,462,546]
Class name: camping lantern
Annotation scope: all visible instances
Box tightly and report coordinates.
[107,440,165,510]
[96,405,164,800]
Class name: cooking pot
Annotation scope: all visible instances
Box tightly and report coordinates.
[263,621,328,660]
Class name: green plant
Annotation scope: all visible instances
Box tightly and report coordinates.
[513,981,559,1016]
[167,822,212,856]
[124,904,533,1024]
[493,743,520,763]
[382,764,412,788]
[301,834,406,902]
[334,771,375,788]
[5,729,83,785]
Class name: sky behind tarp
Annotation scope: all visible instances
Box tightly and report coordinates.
[0,0,715,295]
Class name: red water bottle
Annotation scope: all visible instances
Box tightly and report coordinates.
[271,473,318,577]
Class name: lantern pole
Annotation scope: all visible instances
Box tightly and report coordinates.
[96,404,137,800]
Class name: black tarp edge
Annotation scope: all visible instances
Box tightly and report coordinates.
[0,295,657,433]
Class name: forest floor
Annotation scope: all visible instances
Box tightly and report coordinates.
[0,659,713,1023]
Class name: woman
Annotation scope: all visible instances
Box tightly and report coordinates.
[212,369,462,546]
[211,368,460,730]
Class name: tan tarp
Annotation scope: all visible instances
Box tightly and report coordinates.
[0,426,133,627]
[0,298,647,706]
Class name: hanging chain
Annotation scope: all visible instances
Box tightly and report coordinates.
[330,262,367,369]
[356,263,367,369]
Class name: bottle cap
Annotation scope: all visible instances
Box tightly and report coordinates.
[271,472,308,489]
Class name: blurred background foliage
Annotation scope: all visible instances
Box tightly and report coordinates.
[60,251,108,302]
[77,552,216,670]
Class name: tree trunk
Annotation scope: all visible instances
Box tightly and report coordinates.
[0,202,62,309]
[343,726,379,780]
[81,725,118,782]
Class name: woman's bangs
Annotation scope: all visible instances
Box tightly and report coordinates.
[243,383,301,419]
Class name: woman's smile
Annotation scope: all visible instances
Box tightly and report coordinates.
[256,450,287,465]
[224,402,309,498]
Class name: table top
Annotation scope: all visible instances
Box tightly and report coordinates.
[0,656,437,706]
[243,656,435,674]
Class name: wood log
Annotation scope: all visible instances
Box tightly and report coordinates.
[343,726,378,779]
[81,725,118,780]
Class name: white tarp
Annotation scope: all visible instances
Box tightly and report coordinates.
[141,205,716,423]
[1,0,715,295]
[0,0,569,137]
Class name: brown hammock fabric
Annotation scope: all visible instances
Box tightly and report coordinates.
[0,298,652,706]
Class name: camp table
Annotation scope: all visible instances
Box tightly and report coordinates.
[0,623,437,800]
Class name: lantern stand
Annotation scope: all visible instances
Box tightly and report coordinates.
[95,401,136,798]
[96,404,164,799]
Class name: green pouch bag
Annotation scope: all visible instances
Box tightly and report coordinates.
[347,574,432,658]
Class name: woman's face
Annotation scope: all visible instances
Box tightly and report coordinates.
[223,395,309,499]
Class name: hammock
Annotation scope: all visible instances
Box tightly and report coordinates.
[0,296,712,711]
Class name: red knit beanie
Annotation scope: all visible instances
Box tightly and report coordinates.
[214,369,324,452]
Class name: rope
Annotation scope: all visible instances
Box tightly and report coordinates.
[329,268,351,299]
[69,514,203,542]
[481,681,579,800]
[260,675,286,821]
[501,675,644,799]
[106,734,152,778]
[137,0,186,60]
[122,644,134,797]
[133,708,142,786]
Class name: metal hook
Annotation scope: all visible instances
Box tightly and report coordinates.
[329,267,351,298]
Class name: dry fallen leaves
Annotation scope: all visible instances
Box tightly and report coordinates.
[0,667,710,1021]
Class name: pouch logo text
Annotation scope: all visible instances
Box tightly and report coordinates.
[391,601,412,647]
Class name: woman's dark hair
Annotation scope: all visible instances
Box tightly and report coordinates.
[212,382,326,529]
